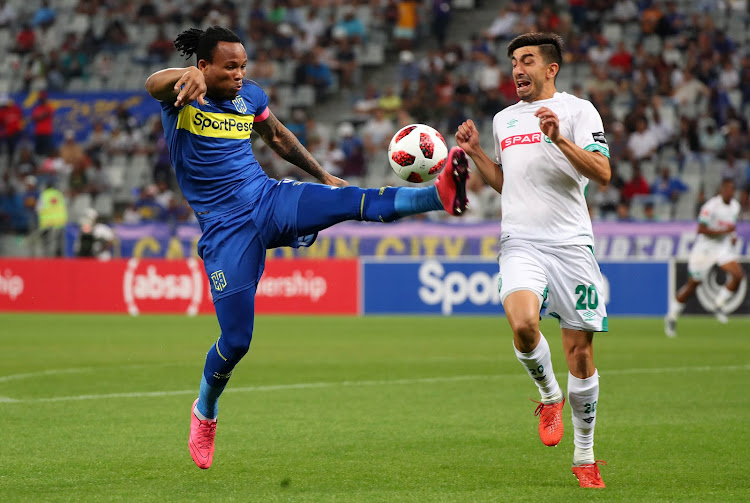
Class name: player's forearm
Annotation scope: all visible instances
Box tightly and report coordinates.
[145,68,190,101]
[554,136,611,186]
[465,148,504,194]
[698,225,732,237]
[269,128,329,181]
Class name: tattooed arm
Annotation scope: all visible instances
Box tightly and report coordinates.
[253,110,347,187]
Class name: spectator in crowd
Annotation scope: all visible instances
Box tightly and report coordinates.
[720,153,745,187]
[295,48,332,102]
[88,158,111,199]
[248,51,278,89]
[75,208,115,260]
[147,27,175,64]
[378,85,403,120]
[136,0,160,24]
[336,121,366,183]
[362,107,395,182]
[36,180,67,257]
[0,0,16,28]
[133,185,164,222]
[15,147,37,177]
[59,130,88,170]
[335,6,366,45]
[627,118,660,161]
[0,94,23,164]
[394,0,419,51]
[651,167,688,217]
[31,0,56,28]
[12,23,36,55]
[0,175,29,234]
[616,200,635,222]
[622,162,651,203]
[588,181,621,220]
[642,201,658,222]
[431,0,452,49]
[31,91,54,157]
[85,121,110,164]
[332,37,358,91]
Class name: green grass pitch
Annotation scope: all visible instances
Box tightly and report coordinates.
[1,314,749,502]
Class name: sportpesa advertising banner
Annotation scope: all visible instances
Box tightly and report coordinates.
[362,259,670,316]
[64,221,750,260]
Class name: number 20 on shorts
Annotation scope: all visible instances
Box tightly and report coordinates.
[575,284,599,310]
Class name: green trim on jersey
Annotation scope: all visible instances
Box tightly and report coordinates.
[548,311,561,320]
[601,316,609,332]
[584,143,610,158]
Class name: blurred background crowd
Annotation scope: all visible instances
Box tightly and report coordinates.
[1,0,749,254]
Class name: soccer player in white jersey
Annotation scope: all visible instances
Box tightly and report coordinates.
[665,177,744,336]
[454,33,611,488]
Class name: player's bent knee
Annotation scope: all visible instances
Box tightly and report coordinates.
[510,318,540,350]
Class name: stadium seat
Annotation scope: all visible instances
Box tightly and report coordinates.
[93,193,115,219]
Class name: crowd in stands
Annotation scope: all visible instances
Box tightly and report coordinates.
[1,0,750,247]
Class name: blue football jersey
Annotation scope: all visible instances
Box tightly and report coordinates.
[160,80,271,218]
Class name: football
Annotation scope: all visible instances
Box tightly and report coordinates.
[388,124,448,183]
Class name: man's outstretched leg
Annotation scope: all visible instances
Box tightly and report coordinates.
[294,147,470,235]
[190,286,256,469]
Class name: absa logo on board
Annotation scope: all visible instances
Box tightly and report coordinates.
[122,259,204,315]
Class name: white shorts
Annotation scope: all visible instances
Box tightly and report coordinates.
[688,240,737,281]
[498,239,608,332]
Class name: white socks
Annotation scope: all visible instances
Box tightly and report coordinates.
[514,333,564,404]
[668,300,685,319]
[568,370,599,465]
[715,286,732,310]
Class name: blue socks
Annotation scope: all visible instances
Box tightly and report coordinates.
[394,186,443,215]
[197,374,223,419]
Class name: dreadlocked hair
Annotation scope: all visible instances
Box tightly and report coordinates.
[174,26,241,63]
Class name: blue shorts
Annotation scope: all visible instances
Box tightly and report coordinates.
[197,179,316,302]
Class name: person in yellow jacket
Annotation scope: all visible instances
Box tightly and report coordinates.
[36,183,67,256]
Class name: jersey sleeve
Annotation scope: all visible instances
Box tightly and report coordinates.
[246,81,270,121]
[571,100,610,159]
[697,200,712,226]
[159,100,182,134]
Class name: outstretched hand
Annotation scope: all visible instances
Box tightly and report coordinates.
[174,67,207,107]
[455,119,481,156]
[534,106,560,143]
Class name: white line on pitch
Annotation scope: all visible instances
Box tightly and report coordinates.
[3,364,749,404]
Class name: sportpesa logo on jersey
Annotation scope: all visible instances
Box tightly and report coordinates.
[177,106,254,139]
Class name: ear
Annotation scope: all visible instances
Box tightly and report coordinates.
[547,63,559,80]
[197,59,209,72]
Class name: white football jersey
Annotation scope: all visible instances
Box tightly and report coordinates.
[492,92,609,246]
[694,195,740,247]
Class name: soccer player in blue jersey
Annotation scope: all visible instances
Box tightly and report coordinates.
[145,26,469,469]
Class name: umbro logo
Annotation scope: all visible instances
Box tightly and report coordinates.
[506,119,518,128]
[582,311,596,321]
[582,416,595,423]
[534,376,545,382]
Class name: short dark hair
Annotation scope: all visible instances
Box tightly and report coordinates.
[174,25,241,64]
[721,176,736,185]
[507,32,564,67]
